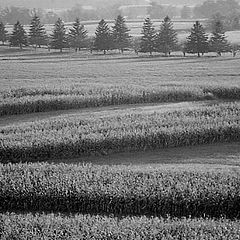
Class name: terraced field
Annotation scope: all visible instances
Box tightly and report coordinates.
[0,51,240,238]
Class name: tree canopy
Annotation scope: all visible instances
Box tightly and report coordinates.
[112,15,131,53]
[68,18,88,51]
[9,21,28,49]
[185,21,209,57]
[94,19,113,54]
[50,18,67,52]
[140,18,156,55]
[155,16,178,56]
[29,15,48,48]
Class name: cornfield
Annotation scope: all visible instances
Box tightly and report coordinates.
[1,85,240,116]
[1,213,240,239]
[0,163,240,218]
[1,102,240,162]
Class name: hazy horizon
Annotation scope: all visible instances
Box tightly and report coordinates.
[0,0,216,9]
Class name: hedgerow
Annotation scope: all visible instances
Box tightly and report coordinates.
[1,213,240,239]
[0,102,240,162]
[0,163,240,218]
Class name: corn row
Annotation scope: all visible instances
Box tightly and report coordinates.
[1,213,240,239]
[1,102,240,162]
[0,163,240,218]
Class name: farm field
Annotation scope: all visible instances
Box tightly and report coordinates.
[0,50,240,238]
[1,50,240,116]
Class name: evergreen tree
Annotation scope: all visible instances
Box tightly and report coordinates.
[50,18,67,52]
[68,18,88,52]
[94,19,112,54]
[29,15,47,48]
[140,18,156,55]
[9,21,28,49]
[112,15,131,53]
[185,21,209,57]
[209,20,230,56]
[0,22,8,45]
[155,16,178,56]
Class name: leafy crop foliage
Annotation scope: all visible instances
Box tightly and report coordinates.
[1,102,240,162]
[0,163,240,218]
[0,85,207,116]
[1,84,240,117]
[1,213,240,239]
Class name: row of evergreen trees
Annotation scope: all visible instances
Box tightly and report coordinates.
[0,15,233,56]
[140,17,231,57]
[0,15,132,53]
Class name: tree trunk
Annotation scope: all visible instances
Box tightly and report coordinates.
[104,50,106,55]
[197,52,200,57]
[60,48,62,53]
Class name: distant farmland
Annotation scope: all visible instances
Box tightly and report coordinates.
[6,19,205,36]
[5,19,240,43]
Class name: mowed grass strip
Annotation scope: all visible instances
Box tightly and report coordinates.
[1,163,240,218]
[1,213,240,239]
[0,102,240,162]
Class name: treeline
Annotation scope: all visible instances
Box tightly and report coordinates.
[194,0,240,31]
[0,15,237,57]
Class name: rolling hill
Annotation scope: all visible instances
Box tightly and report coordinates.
[0,0,228,9]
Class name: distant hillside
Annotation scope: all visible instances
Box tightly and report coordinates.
[0,0,221,9]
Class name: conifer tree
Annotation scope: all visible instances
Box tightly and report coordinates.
[94,19,112,54]
[155,16,178,56]
[68,18,88,52]
[29,15,47,48]
[209,20,230,56]
[50,18,67,52]
[140,17,156,55]
[9,21,28,49]
[112,15,131,53]
[0,22,8,45]
[185,21,209,57]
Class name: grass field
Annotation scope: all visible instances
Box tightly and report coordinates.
[0,49,240,238]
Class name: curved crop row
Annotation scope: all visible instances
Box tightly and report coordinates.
[0,85,206,116]
[1,213,240,239]
[0,163,240,218]
[1,102,240,162]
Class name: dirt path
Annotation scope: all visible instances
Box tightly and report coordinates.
[49,142,240,167]
[0,100,220,127]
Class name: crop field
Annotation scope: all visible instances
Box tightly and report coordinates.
[1,53,240,116]
[0,51,240,238]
